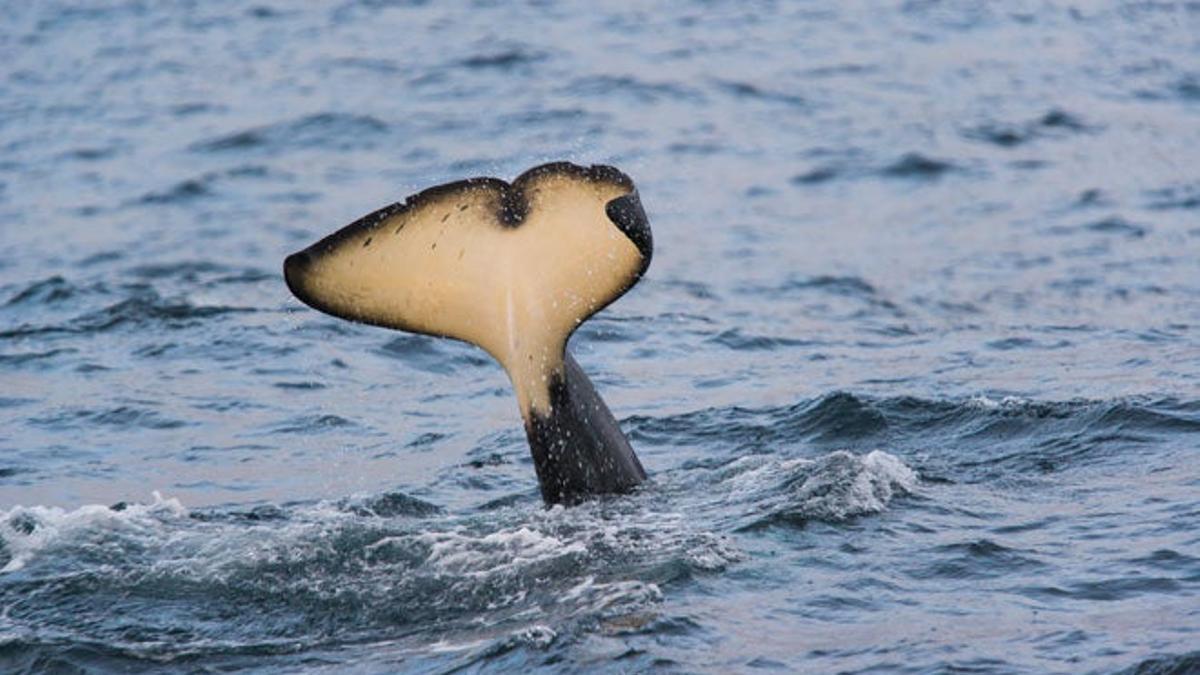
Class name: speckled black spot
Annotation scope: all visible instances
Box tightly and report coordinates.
[524,352,645,505]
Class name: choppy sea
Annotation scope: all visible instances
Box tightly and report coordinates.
[2,1,1199,672]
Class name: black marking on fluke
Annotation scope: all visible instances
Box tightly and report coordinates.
[528,352,647,505]
[283,162,652,505]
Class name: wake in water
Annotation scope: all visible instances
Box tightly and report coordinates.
[0,449,914,670]
[3,400,1197,673]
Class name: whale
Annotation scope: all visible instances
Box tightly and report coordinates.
[283,162,651,505]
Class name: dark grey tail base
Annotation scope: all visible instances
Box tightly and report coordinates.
[524,351,647,505]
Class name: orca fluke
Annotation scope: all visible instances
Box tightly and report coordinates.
[284,162,651,504]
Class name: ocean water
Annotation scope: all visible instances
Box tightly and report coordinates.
[1,1,1199,672]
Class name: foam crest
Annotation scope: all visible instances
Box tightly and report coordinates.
[0,489,737,659]
[561,576,663,616]
[1,491,186,573]
[716,450,917,528]
[417,526,587,577]
[785,450,918,521]
[968,395,1031,410]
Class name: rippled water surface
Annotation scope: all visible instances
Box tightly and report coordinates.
[2,1,1199,673]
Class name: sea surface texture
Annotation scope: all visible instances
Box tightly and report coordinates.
[2,2,1199,673]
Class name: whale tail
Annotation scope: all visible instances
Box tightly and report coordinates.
[284,162,651,504]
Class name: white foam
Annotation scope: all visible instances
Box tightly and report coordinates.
[1,491,186,573]
[0,484,733,652]
[790,450,918,521]
[716,450,918,523]
[416,526,587,577]
[968,394,1030,410]
[517,624,556,649]
[562,575,663,615]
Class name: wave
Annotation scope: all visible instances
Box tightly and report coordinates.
[1146,183,1200,211]
[29,405,188,431]
[459,47,545,71]
[963,108,1090,148]
[1115,650,1200,675]
[711,79,807,108]
[705,328,821,351]
[1,491,188,573]
[629,394,1198,481]
[189,113,389,154]
[0,490,739,666]
[135,164,291,206]
[789,152,962,185]
[0,450,915,664]
[563,75,704,104]
[3,388,1187,668]
[0,286,254,339]
[880,152,959,179]
[3,276,78,306]
[125,260,273,286]
[708,450,917,530]
[376,334,492,374]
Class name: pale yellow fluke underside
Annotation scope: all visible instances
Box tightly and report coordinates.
[292,172,643,416]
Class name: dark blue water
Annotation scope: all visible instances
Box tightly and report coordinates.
[2,1,1199,672]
